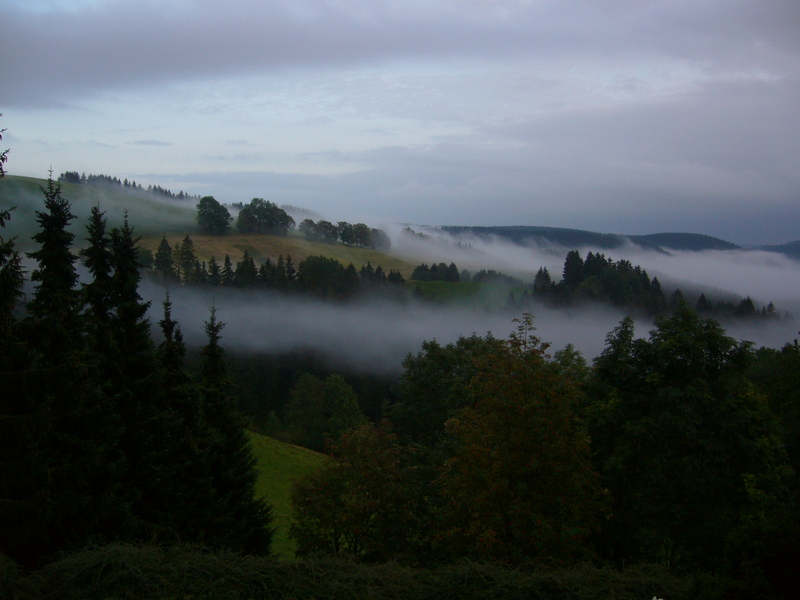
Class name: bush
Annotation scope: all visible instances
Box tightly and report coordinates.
[10,543,736,600]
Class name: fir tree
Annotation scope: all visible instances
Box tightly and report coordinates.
[199,307,273,554]
[153,236,178,282]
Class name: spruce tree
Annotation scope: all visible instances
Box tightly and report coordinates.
[199,307,273,553]
[153,236,178,282]
[26,176,81,358]
[3,183,124,566]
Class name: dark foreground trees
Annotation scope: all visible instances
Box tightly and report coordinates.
[586,306,795,574]
[289,307,798,597]
[0,179,272,567]
[291,317,606,564]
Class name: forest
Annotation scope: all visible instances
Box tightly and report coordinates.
[1,175,799,600]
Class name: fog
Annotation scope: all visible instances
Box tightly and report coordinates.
[387,226,800,312]
[143,282,634,374]
[143,280,798,378]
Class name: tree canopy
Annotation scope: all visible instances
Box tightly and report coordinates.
[196,195,232,235]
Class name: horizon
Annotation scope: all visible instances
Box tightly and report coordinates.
[2,1,800,245]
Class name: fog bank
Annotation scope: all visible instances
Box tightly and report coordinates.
[143,282,797,375]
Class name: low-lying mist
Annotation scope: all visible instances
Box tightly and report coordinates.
[143,281,798,376]
[138,223,799,374]
[388,226,800,313]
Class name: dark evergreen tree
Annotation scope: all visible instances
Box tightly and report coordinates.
[199,307,273,553]
[26,176,81,358]
[207,255,222,286]
[3,185,124,567]
[234,250,258,287]
[153,236,178,282]
[176,235,197,284]
[222,254,235,286]
[81,206,114,324]
[561,250,584,291]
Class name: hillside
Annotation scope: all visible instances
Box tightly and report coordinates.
[0,174,417,276]
[628,232,740,251]
[440,225,742,253]
[248,431,329,560]
[140,232,418,279]
[0,175,197,246]
[758,240,800,260]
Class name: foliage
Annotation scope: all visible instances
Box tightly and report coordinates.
[0,184,273,566]
[236,198,295,235]
[196,195,232,235]
[2,543,736,600]
[290,421,430,561]
[436,315,606,563]
[389,333,505,447]
[411,261,460,282]
[283,373,367,452]
[585,305,793,571]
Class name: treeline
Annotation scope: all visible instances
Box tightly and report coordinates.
[197,196,392,250]
[533,249,782,319]
[285,311,800,598]
[298,218,391,250]
[0,179,271,568]
[58,171,199,201]
[151,235,405,301]
[410,251,782,319]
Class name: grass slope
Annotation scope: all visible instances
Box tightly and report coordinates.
[0,175,197,246]
[141,232,417,278]
[1,174,416,275]
[248,431,329,560]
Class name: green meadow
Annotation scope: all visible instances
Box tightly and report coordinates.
[248,431,329,559]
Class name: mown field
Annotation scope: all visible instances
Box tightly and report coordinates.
[0,174,418,277]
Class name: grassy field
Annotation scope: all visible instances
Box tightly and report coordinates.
[1,174,418,276]
[248,431,329,560]
[141,231,418,278]
[0,175,198,246]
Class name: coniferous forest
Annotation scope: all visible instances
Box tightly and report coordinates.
[2,174,800,599]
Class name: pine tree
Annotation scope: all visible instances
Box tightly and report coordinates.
[26,175,81,357]
[153,236,178,282]
[2,183,125,566]
[199,307,273,553]
[222,254,234,286]
[176,235,197,284]
[207,256,222,286]
[81,206,114,324]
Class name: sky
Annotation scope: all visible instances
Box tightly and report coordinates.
[2,0,799,245]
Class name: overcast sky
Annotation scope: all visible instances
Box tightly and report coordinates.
[2,0,799,245]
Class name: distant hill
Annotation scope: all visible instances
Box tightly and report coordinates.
[440,225,749,254]
[627,232,740,251]
[0,175,197,246]
[757,240,800,260]
[441,225,629,250]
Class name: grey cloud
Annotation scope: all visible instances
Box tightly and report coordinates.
[2,0,798,105]
[131,139,173,146]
